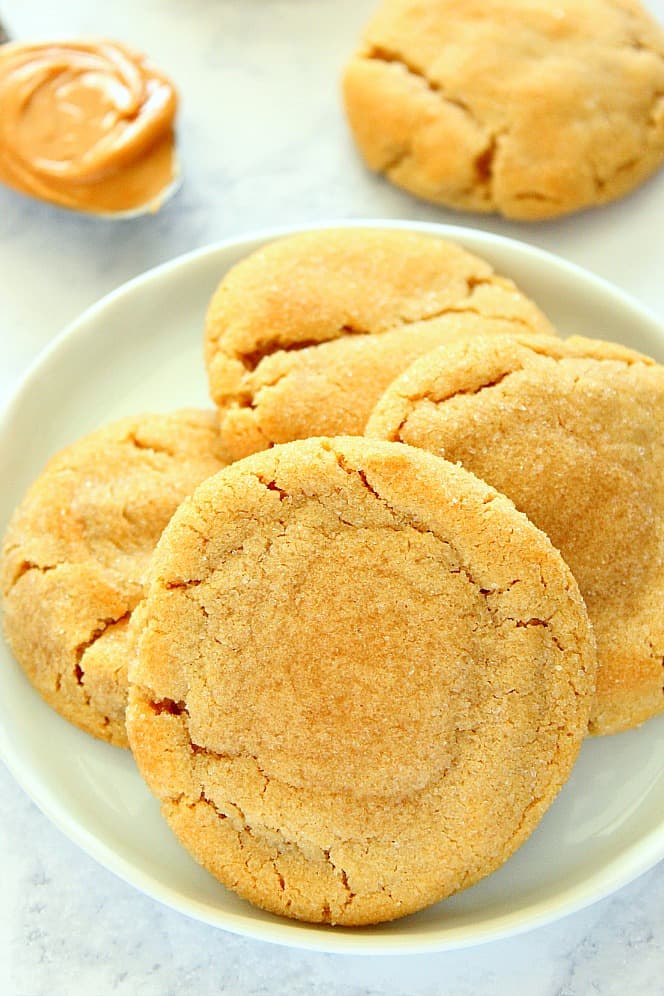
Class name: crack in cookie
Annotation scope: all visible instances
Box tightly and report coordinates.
[343,0,664,219]
[367,332,664,734]
[0,410,228,748]
[127,436,596,925]
[204,229,556,461]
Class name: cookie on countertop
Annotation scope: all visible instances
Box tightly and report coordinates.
[204,228,556,461]
[367,332,664,735]
[0,410,227,748]
[342,0,664,220]
[127,436,596,925]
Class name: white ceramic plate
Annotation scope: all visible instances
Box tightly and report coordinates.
[1,221,663,955]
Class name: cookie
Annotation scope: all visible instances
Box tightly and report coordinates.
[1,410,227,747]
[342,0,664,220]
[127,436,595,925]
[367,333,664,735]
[204,228,556,461]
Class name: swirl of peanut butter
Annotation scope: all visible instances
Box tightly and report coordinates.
[0,39,178,214]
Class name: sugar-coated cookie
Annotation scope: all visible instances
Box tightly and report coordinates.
[204,228,555,460]
[1,410,227,747]
[343,0,664,219]
[127,436,595,925]
[367,333,664,735]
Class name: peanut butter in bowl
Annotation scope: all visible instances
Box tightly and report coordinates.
[0,38,179,216]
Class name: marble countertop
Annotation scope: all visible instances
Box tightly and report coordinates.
[1,1,663,993]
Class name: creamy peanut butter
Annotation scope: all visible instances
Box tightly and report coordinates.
[0,39,178,214]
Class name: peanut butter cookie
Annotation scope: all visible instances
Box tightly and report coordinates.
[343,0,664,219]
[1,410,227,747]
[204,228,555,461]
[367,333,664,735]
[127,436,595,925]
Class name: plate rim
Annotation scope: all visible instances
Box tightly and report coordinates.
[4,217,664,434]
[1,218,663,955]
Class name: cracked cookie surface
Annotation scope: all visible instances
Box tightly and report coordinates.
[343,0,664,220]
[0,410,227,747]
[127,436,595,925]
[204,228,555,461]
[367,333,664,735]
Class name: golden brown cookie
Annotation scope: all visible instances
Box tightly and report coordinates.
[367,333,664,735]
[342,0,664,220]
[127,436,595,925]
[204,228,556,461]
[1,410,227,747]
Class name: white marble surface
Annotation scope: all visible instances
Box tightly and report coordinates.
[1,1,663,992]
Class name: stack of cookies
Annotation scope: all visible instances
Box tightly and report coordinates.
[2,229,663,927]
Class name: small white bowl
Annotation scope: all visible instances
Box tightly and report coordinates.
[1,221,662,955]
